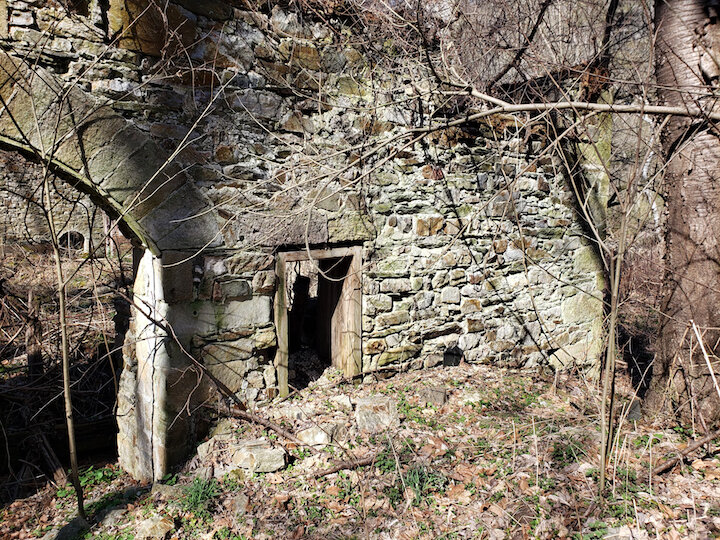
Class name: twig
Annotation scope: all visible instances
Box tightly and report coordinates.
[204,402,313,452]
[691,321,720,402]
[653,427,720,475]
[313,454,377,478]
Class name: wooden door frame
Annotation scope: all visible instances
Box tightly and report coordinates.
[274,246,362,397]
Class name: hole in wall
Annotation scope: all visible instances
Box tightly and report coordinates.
[58,230,85,252]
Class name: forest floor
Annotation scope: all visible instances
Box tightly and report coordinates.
[2,363,720,539]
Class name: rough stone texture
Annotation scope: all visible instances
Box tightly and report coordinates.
[418,386,448,407]
[355,397,399,433]
[135,514,174,540]
[0,150,110,252]
[228,439,286,473]
[0,0,610,480]
[296,425,334,447]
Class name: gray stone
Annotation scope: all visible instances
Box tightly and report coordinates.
[418,386,447,406]
[297,425,334,447]
[100,508,126,527]
[561,292,602,324]
[329,394,353,411]
[355,397,399,433]
[151,483,184,500]
[217,279,252,300]
[441,287,461,304]
[41,517,89,540]
[229,439,286,473]
[230,493,250,517]
[136,514,174,540]
[380,278,412,294]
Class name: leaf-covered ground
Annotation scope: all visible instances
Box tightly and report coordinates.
[3,363,720,539]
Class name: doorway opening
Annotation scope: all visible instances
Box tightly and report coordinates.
[274,246,362,396]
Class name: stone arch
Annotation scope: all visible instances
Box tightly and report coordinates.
[0,51,224,481]
[0,51,221,254]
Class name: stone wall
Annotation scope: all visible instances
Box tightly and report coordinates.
[0,0,609,477]
[0,0,605,384]
[0,150,108,252]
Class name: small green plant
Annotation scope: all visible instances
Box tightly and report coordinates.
[337,472,360,508]
[404,466,447,506]
[572,520,609,539]
[633,433,663,448]
[182,478,220,519]
[551,438,585,467]
[162,473,178,486]
[293,447,312,460]
[78,465,122,489]
[383,484,403,508]
[375,446,397,473]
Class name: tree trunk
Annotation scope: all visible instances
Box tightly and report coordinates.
[26,289,43,379]
[649,0,720,424]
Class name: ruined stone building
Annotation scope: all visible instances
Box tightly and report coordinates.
[0,0,612,480]
[0,148,116,253]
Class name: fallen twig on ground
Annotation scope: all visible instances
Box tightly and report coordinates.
[205,402,312,452]
[313,454,377,478]
[653,427,720,475]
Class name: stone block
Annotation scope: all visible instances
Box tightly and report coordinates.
[416,216,444,236]
[254,327,277,350]
[109,0,195,56]
[574,245,602,273]
[136,514,174,540]
[279,40,321,70]
[229,439,286,473]
[252,270,276,294]
[231,90,286,120]
[363,338,386,354]
[377,310,409,327]
[366,294,393,313]
[297,425,334,447]
[561,292,602,324]
[0,2,7,37]
[461,298,483,314]
[161,251,196,304]
[441,287,461,304]
[216,279,252,301]
[418,386,447,406]
[467,318,485,332]
[379,278,411,294]
[222,297,273,330]
[354,397,399,433]
[328,212,374,241]
[378,344,421,366]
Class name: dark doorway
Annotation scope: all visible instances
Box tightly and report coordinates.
[275,247,362,396]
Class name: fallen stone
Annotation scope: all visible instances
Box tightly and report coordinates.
[297,425,334,447]
[41,517,89,540]
[196,433,233,461]
[229,439,286,473]
[230,493,250,517]
[275,404,315,421]
[99,508,126,527]
[355,397,399,433]
[418,386,447,406]
[151,483,184,500]
[330,394,353,411]
[136,514,174,540]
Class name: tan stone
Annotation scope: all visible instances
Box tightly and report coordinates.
[416,216,444,236]
[109,0,195,56]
